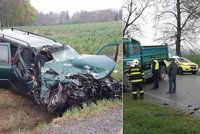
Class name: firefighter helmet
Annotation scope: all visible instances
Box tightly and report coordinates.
[131,59,139,67]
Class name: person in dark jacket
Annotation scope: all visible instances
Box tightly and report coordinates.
[167,58,178,94]
[151,57,159,89]
[128,59,145,100]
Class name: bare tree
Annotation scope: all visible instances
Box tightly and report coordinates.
[154,0,200,56]
[122,0,151,37]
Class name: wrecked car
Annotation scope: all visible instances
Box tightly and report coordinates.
[0,28,122,113]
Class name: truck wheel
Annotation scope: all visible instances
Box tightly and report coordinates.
[123,72,132,92]
[192,71,197,74]
[47,88,66,114]
[159,66,166,80]
[178,68,183,75]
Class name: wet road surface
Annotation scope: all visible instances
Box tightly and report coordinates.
[144,74,200,113]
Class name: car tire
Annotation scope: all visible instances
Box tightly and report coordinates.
[159,66,166,80]
[123,72,132,92]
[178,68,183,75]
[47,88,66,114]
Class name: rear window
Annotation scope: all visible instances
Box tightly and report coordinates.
[0,46,9,64]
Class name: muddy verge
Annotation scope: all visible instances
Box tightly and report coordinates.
[0,88,53,133]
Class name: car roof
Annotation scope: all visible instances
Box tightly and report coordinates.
[0,29,58,48]
[171,56,180,59]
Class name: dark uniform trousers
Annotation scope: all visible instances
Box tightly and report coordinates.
[153,70,159,89]
[129,66,145,99]
[132,83,144,99]
[152,59,159,89]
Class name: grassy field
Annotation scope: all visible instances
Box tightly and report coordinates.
[124,93,200,134]
[18,21,122,54]
[19,21,122,80]
[183,55,200,67]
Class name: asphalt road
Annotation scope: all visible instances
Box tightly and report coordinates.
[42,106,122,134]
[144,74,200,113]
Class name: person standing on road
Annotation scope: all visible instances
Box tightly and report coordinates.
[151,57,159,89]
[128,59,145,100]
[167,58,178,94]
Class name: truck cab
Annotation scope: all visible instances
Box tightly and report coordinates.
[123,37,169,90]
[123,38,141,70]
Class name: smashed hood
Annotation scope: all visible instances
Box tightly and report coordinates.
[43,55,116,79]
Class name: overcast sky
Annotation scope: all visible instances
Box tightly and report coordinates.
[31,0,122,15]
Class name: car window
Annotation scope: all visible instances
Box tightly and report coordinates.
[0,46,9,64]
[97,45,118,60]
[51,45,80,61]
[133,46,139,55]
[177,58,191,63]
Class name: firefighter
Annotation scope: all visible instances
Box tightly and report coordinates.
[129,59,145,100]
[151,57,159,89]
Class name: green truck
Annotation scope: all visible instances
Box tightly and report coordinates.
[123,37,169,90]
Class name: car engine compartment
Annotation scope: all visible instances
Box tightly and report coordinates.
[40,73,122,113]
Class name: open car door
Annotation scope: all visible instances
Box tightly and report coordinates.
[11,46,36,94]
[96,43,119,62]
[0,43,11,80]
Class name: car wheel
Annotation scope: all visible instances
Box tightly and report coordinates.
[178,68,183,75]
[159,66,166,80]
[123,72,132,92]
[192,71,197,74]
[47,88,66,114]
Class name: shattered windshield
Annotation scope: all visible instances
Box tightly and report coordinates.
[50,45,80,61]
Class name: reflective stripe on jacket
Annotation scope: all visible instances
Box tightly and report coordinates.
[129,66,144,83]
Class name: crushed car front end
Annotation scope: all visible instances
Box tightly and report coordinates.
[38,45,122,113]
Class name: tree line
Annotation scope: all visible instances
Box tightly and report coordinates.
[123,0,200,56]
[0,0,37,27]
[36,9,122,25]
[0,0,122,27]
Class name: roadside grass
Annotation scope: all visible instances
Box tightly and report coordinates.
[15,99,122,133]
[0,101,10,109]
[124,93,200,134]
[183,55,200,67]
[52,99,122,125]
[15,122,47,134]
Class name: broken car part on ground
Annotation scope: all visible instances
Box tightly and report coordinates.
[0,28,122,114]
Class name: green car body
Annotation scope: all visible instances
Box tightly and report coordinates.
[0,28,121,113]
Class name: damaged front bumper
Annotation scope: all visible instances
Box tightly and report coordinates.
[40,72,122,113]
